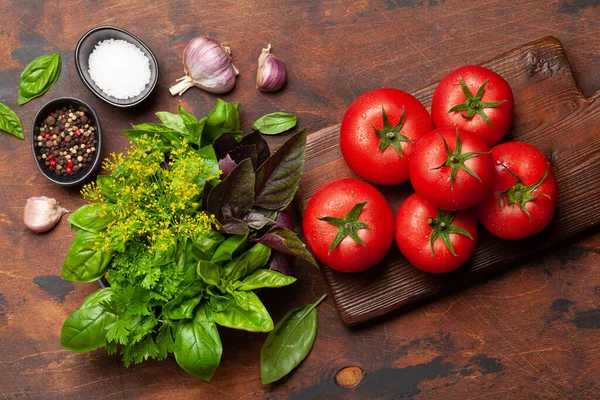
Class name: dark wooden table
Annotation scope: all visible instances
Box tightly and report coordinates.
[1,1,599,399]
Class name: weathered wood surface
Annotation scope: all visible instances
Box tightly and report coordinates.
[297,36,600,326]
[1,1,599,399]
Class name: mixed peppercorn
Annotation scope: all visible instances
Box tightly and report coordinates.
[35,106,97,177]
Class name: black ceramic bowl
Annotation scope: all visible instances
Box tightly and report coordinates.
[75,26,159,108]
[31,97,102,186]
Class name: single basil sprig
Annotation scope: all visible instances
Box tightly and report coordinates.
[261,294,327,384]
[252,112,297,135]
[18,52,61,105]
[0,103,24,139]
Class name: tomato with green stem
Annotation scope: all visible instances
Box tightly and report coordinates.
[340,88,433,185]
[302,178,394,273]
[395,193,478,273]
[431,65,514,147]
[476,142,557,240]
[409,127,494,210]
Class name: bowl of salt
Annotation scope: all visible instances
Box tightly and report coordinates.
[75,26,159,108]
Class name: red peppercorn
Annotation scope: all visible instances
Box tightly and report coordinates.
[47,154,54,160]
[67,161,74,167]
[49,160,56,167]
[66,167,72,174]
[76,129,81,135]
[44,133,51,140]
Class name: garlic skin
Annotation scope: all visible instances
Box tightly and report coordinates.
[256,44,287,92]
[169,36,239,96]
[24,196,69,233]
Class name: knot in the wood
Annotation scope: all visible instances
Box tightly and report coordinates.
[335,366,365,388]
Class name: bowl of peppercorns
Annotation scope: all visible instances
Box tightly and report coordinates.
[31,97,102,186]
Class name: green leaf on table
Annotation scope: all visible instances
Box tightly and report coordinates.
[162,280,204,320]
[223,243,271,282]
[18,52,61,105]
[0,103,24,139]
[212,291,273,332]
[62,230,113,282]
[174,304,222,381]
[256,226,318,267]
[254,129,307,211]
[60,288,117,352]
[252,112,297,135]
[68,203,117,233]
[236,269,296,291]
[202,99,241,147]
[260,294,327,384]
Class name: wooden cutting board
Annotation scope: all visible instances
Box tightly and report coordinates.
[295,36,600,326]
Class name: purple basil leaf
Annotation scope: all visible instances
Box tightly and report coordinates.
[267,251,292,276]
[207,159,255,222]
[254,129,307,211]
[218,154,237,179]
[276,207,294,230]
[229,145,258,169]
[241,131,270,167]
[243,212,276,231]
[256,226,317,267]
[221,218,249,235]
[213,132,240,159]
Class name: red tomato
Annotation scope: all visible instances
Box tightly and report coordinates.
[409,128,494,210]
[476,142,557,240]
[395,193,478,273]
[431,65,514,147]
[340,88,433,185]
[303,178,394,273]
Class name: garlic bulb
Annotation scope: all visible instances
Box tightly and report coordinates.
[23,196,68,233]
[169,36,239,96]
[256,44,287,92]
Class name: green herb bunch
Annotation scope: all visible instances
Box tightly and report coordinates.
[60,100,320,382]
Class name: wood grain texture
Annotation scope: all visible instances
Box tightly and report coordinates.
[297,36,600,326]
[0,0,599,399]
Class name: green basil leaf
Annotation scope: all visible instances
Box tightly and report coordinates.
[156,111,187,133]
[209,292,232,312]
[96,175,118,203]
[177,238,198,284]
[174,304,222,381]
[256,226,318,267]
[178,105,197,125]
[212,291,273,332]
[62,230,113,282]
[252,112,297,135]
[202,99,241,147]
[210,234,248,266]
[0,103,24,139]
[197,260,224,287]
[232,290,249,311]
[162,280,204,320]
[260,294,326,384]
[60,288,117,352]
[254,129,307,211]
[180,105,205,146]
[207,158,255,222]
[153,242,177,266]
[223,243,271,282]
[191,231,224,261]
[236,269,297,291]
[18,52,61,105]
[68,203,117,233]
[196,145,220,186]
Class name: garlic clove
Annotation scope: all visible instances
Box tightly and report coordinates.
[24,196,69,233]
[256,44,287,93]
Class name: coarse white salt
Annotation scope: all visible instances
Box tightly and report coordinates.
[88,39,151,100]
